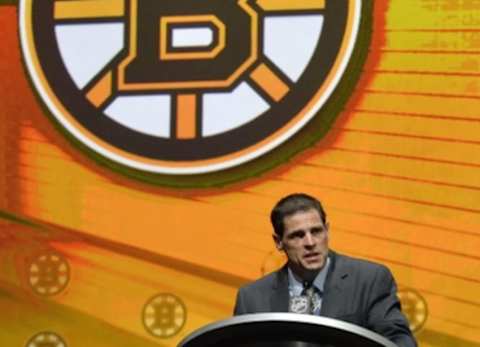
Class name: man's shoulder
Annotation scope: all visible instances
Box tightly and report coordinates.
[234,268,286,314]
[238,268,283,293]
[333,252,390,276]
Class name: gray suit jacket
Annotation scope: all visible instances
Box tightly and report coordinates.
[234,251,417,347]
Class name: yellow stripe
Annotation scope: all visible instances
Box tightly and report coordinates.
[257,0,325,11]
[54,0,124,20]
[382,31,480,53]
[370,73,480,98]
[282,164,480,216]
[86,71,112,107]
[388,0,480,30]
[344,111,480,143]
[176,94,197,139]
[250,63,289,102]
[359,92,480,120]
[308,146,480,190]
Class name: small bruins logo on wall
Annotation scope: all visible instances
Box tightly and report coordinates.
[19,0,370,186]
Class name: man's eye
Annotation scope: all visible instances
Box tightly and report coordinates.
[289,232,304,239]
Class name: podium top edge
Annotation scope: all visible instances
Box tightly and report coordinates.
[178,313,398,347]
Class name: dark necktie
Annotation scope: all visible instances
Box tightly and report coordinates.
[302,281,315,314]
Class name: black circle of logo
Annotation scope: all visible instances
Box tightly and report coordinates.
[19,0,371,185]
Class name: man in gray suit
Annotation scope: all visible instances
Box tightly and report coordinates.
[234,193,417,347]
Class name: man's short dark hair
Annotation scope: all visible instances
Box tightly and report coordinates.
[270,193,327,237]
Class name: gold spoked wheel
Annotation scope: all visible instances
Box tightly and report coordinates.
[143,293,187,338]
[398,288,428,333]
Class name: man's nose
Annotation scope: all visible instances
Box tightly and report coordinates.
[304,232,315,247]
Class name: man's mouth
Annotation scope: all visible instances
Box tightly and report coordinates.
[304,252,320,260]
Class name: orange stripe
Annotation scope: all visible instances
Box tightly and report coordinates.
[329,146,480,169]
[257,0,325,10]
[364,88,480,100]
[335,225,480,261]
[250,63,289,102]
[54,0,124,19]
[338,128,480,145]
[306,163,480,191]
[278,174,480,215]
[372,70,480,78]
[352,109,480,122]
[86,72,112,107]
[345,250,480,284]
[176,94,197,139]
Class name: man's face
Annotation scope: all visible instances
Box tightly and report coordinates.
[274,209,329,279]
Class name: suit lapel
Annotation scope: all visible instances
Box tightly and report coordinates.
[320,251,350,317]
[270,266,290,312]
[270,253,350,315]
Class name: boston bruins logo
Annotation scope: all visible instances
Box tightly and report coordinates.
[19,0,368,183]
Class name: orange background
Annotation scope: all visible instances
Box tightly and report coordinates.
[1,1,480,347]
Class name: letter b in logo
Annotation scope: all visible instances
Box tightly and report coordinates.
[119,0,258,90]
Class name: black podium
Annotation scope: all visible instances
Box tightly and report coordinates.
[178,313,398,347]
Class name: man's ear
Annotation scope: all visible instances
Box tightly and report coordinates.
[273,234,283,251]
